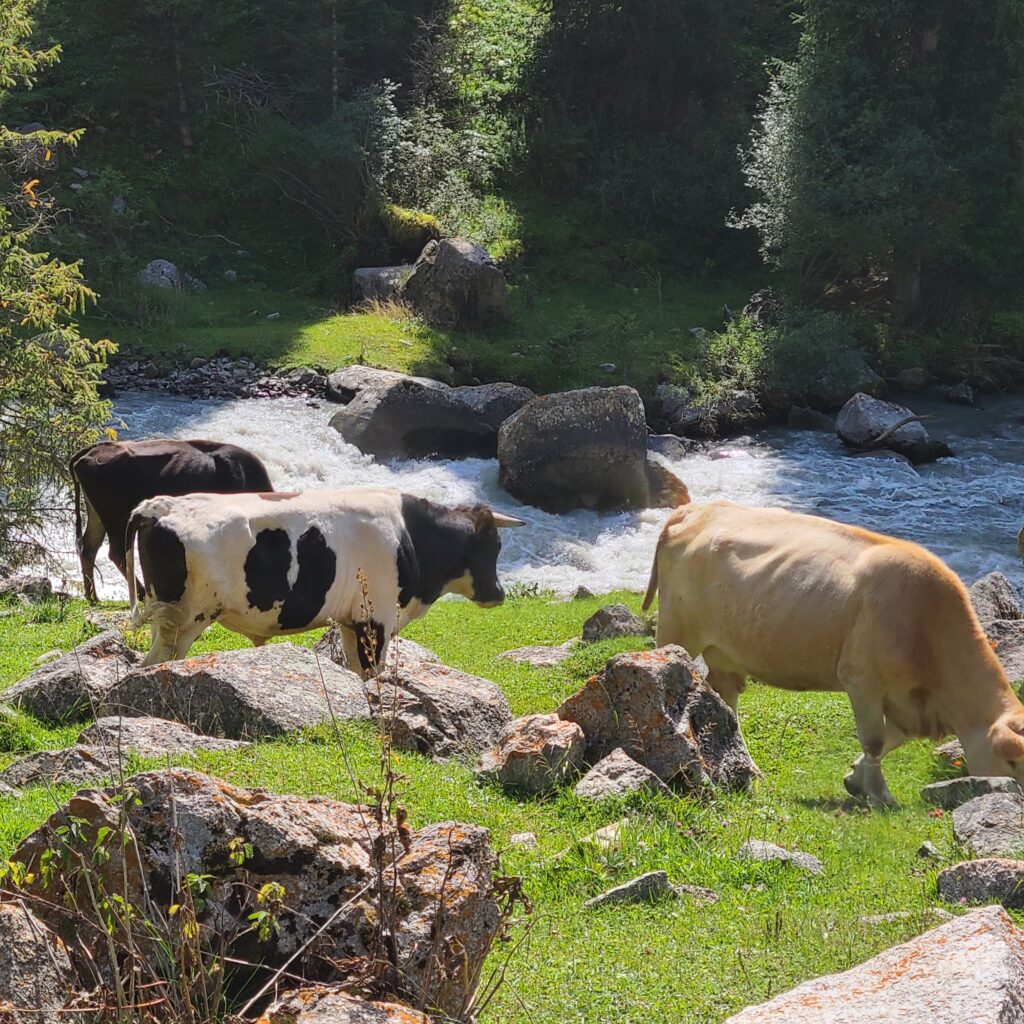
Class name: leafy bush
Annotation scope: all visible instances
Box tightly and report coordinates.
[380,203,442,260]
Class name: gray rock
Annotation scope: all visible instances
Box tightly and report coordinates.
[77,716,250,756]
[84,608,133,633]
[366,662,512,760]
[498,387,688,513]
[646,433,691,459]
[285,366,323,388]
[476,712,586,795]
[223,268,237,283]
[352,265,413,303]
[650,384,763,439]
[737,839,823,875]
[0,903,79,1023]
[0,745,116,789]
[509,832,538,848]
[136,258,181,290]
[2,631,143,724]
[985,619,1024,682]
[583,870,676,909]
[34,648,62,666]
[13,769,499,1020]
[934,738,965,767]
[558,646,757,792]
[918,841,941,860]
[574,748,671,801]
[403,238,510,329]
[112,194,128,214]
[0,780,22,798]
[574,585,596,600]
[598,362,617,373]
[786,406,836,432]
[836,393,951,465]
[860,909,953,926]
[450,383,535,430]
[498,641,577,668]
[0,574,52,602]
[261,986,428,1024]
[325,365,448,405]
[894,367,931,392]
[922,776,1022,809]
[938,858,1024,908]
[99,643,372,739]
[582,603,647,642]
[953,791,1024,856]
[723,905,1024,1023]
[945,381,975,406]
[329,379,496,460]
[969,571,1022,625]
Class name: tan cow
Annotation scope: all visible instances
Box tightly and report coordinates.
[642,500,1024,805]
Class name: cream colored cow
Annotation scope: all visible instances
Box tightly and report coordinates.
[643,500,1024,805]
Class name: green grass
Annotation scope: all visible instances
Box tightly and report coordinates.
[0,593,966,1023]
[92,271,750,397]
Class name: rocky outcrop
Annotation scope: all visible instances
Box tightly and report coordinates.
[649,385,763,439]
[260,986,429,1024]
[78,716,250,756]
[476,713,586,795]
[969,571,1022,625]
[937,858,1024,909]
[498,387,689,513]
[574,748,670,801]
[100,644,372,739]
[0,745,116,789]
[325,366,449,405]
[13,769,500,1020]
[724,906,1024,1023]
[366,662,512,760]
[737,840,823,875]
[403,238,510,329]
[581,604,647,642]
[2,631,142,724]
[137,258,181,290]
[0,903,80,1024]
[557,647,757,792]
[451,382,535,430]
[329,379,497,460]
[352,266,413,303]
[952,792,1024,857]
[836,393,951,465]
[921,776,1022,810]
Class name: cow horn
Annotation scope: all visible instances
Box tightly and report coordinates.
[492,512,526,529]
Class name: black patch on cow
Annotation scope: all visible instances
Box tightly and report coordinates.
[396,495,504,608]
[278,526,336,629]
[138,521,188,603]
[245,528,291,611]
[354,618,387,672]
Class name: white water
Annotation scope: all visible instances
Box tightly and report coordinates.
[54,390,1024,601]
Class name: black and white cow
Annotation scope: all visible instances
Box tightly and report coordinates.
[125,487,524,671]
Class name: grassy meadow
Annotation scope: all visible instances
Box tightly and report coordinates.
[0,591,969,1024]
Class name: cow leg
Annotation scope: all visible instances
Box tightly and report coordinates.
[143,620,206,667]
[843,689,898,807]
[107,527,145,599]
[77,496,106,603]
[706,667,760,775]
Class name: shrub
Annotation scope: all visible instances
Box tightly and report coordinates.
[381,203,442,260]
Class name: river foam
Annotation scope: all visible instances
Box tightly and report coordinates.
[56,390,1024,601]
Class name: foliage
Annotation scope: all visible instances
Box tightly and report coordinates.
[737,0,1024,326]
[380,202,442,260]
[0,0,112,572]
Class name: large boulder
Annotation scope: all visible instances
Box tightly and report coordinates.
[0,903,79,1024]
[649,384,763,439]
[136,258,181,290]
[836,393,951,465]
[0,745,116,789]
[403,238,510,329]
[325,366,449,405]
[329,379,496,460]
[476,713,586,795]
[99,644,372,739]
[367,662,512,761]
[78,716,250,756]
[557,646,757,791]
[723,906,1024,1024]
[352,265,412,303]
[937,858,1024,909]
[497,386,689,512]
[969,571,1022,625]
[953,792,1024,857]
[13,770,500,1020]
[986,619,1024,683]
[260,987,428,1024]
[2,631,142,724]
[0,574,52,603]
[450,383,535,430]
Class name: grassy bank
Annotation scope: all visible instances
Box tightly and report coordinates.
[0,592,963,1023]
[92,273,751,397]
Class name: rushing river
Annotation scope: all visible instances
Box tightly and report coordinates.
[52,390,1024,601]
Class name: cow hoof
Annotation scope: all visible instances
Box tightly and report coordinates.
[843,770,863,798]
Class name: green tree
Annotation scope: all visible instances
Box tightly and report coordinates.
[0,0,112,572]
[737,0,1024,325]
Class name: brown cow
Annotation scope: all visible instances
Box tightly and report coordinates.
[643,500,1024,805]
[70,439,273,601]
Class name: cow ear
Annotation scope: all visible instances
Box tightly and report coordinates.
[491,511,526,529]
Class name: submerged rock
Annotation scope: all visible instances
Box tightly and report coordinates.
[836,393,950,465]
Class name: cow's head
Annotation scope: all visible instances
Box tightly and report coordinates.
[446,505,524,607]
[965,710,1024,783]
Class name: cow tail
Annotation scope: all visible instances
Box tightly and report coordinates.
[125,512,145,627]
[641,537,661,612]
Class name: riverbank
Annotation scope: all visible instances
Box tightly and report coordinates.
[0,591,960,1024]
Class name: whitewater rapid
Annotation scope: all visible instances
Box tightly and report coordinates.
[51,390,1024,601]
